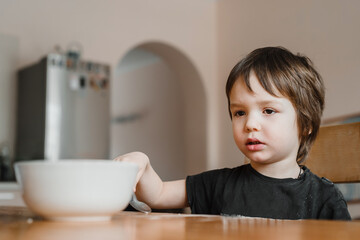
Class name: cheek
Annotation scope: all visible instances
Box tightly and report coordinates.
[232,122,245,144]
[275,121,300,144]
[265,117,299,140]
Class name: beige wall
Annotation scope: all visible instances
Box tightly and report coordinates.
[1,0,359,172]
[0,0,218,173]
[217,0,360,169]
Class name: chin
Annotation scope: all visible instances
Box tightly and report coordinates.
[249,159,270,165]
[245,155,273,164]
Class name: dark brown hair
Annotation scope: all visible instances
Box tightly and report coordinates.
[225,47,325,164]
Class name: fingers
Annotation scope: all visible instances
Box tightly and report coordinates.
[113,152,150,192]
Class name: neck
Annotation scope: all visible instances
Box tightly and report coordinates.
[250,161,301,179]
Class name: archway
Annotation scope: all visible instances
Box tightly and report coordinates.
[110,42,206,180]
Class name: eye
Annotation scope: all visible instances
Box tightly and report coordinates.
[233,110,246,117]
[263,108,276,115]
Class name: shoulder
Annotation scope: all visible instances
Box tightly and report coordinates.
[185,165,249,214]
[191,164,249,176]
[301,166,351,220]
[186,164,249,184]
[302,166,334,185]
[302,166,346,200]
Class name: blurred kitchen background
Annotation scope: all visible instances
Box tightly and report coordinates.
[0,0,360,216]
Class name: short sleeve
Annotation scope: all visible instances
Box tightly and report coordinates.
[186,169,230,214]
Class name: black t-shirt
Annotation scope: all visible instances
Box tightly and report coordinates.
[186,164,351,220]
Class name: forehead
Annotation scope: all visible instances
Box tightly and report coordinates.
[229,72,284,103]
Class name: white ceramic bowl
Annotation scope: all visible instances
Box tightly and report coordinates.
[14,160,138,221]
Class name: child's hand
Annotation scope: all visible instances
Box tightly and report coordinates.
[114,152,187,209]
[113,152,150,191]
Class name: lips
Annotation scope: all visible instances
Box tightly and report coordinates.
[246,138,265,151]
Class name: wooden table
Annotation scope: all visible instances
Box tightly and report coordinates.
[1,206,359,240]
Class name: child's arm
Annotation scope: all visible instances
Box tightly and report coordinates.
[114,152,188,209]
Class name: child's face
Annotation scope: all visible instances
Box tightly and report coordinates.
[229,72,300,165]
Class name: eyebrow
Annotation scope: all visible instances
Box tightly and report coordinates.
[229,99,283,108]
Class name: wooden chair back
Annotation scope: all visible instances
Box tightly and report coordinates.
[306,122,360,183]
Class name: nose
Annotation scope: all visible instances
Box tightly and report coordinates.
[244,113,261,132]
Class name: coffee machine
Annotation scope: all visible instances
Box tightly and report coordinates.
[15,53,110,161]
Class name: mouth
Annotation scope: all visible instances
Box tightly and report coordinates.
[245,138,265,151]
[246,139,263,145]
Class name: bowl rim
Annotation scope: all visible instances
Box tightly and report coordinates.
[14,159,138,168]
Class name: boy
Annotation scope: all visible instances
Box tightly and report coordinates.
[114,47,351,220]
